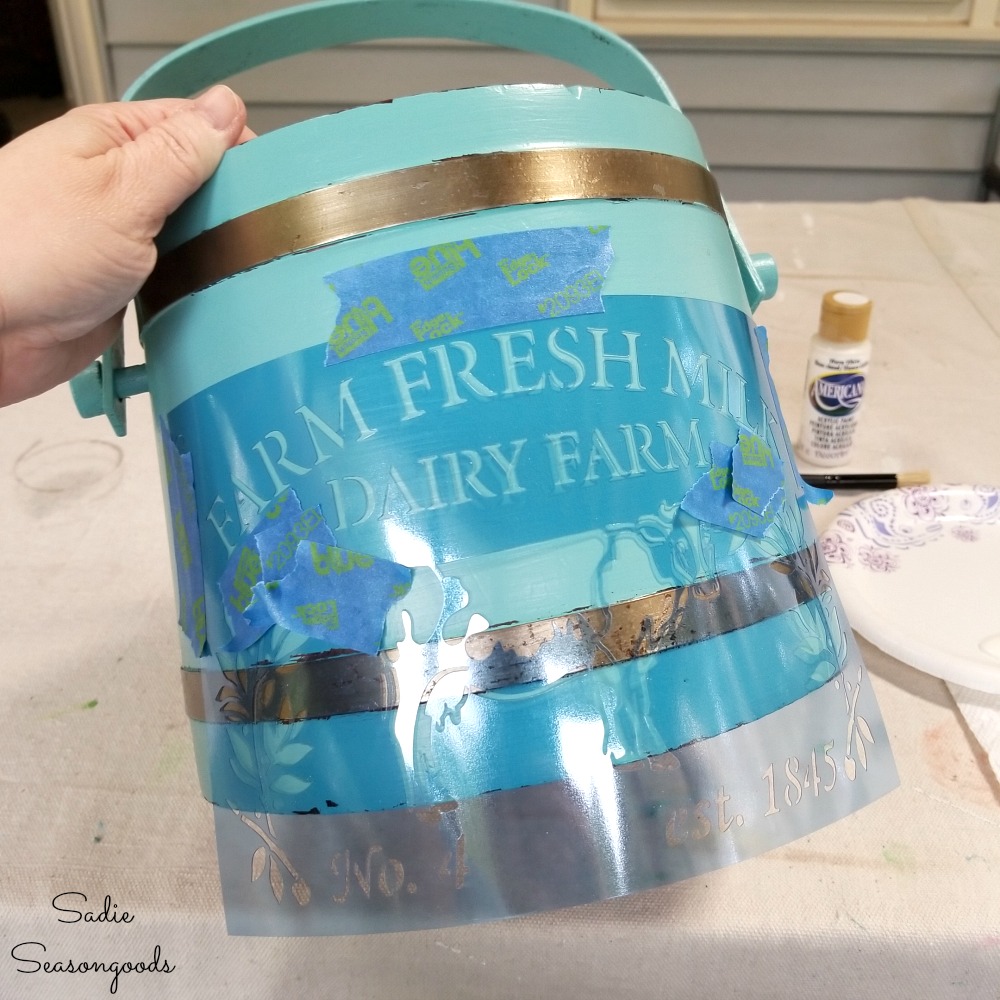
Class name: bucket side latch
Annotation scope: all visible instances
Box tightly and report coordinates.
[69,332,147,437]
[728,198,779,311]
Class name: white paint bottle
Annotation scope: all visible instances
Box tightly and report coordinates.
[796,290,873,467]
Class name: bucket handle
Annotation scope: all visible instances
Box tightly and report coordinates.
[70,0,776,434]
[121,0,680,107]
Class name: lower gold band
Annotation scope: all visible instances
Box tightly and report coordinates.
[141,148,724,319]
[183,544,827,725]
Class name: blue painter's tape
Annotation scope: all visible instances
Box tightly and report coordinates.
[681,440,738,533]
[160,419,207,655]
[251,541,413,654]
[218,490,334,652]
[255,502,337,582]
[217,490,411,654]
[680,440,780,538]
[218,492,300,652]
[323,226,614,365]
[731,430,784,517]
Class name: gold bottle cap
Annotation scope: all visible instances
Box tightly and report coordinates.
[818,290,872,343]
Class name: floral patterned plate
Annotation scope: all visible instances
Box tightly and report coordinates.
[821,484,1000,692]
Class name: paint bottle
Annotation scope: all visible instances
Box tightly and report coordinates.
[796,290,872,467]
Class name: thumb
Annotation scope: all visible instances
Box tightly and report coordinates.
[117,85,247,226]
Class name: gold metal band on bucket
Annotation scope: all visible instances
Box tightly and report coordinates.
[183,544,828,726]
[141,148,725,319]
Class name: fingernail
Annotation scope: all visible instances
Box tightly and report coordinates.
[194,84,239,130]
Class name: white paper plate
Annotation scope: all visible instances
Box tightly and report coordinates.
[820,484,1000,693]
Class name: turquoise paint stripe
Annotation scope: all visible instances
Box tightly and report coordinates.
[158,87,706,252]
[145,203,750,416]
[210,647,894,935]
[190,596,835,815]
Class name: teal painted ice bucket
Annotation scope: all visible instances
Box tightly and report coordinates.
[72,0,896,935]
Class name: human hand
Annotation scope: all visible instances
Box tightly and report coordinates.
[0,85,251,406]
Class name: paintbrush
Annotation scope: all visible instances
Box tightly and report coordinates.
[801,470,931,491]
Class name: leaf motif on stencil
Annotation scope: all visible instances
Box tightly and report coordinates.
[269,856,284,903]
[271,774,311,795]
[857,715,874,744]
[259,677,277,712]
[855,730,868,771]
[239,813,312,908]
[273,743,312,766]
[217,671,253,723]
[228,728,260,788]
[251,846,266,882]
[841,665,875,780]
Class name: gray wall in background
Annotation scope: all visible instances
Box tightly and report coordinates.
[645,41,1000,202]
[101,0,1000,201]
